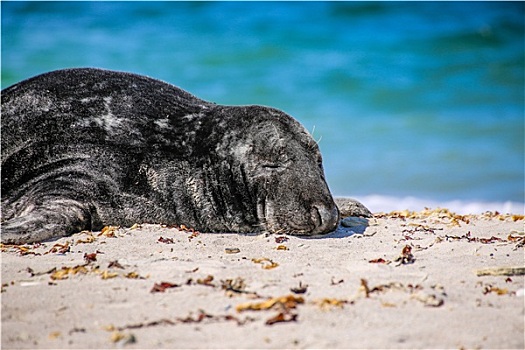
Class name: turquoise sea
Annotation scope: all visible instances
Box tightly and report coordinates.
[2,1,524,213]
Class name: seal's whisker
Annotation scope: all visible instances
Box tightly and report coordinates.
[309,125,322,147]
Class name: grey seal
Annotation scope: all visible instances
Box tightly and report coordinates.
[1,68,360,244]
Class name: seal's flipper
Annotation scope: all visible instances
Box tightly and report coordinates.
[334,198,373,218]
[1,199,96,244]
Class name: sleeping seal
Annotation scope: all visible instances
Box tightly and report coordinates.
[1,68,347,244]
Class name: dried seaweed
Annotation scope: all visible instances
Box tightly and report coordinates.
[129,223,142,230]
[124,272,147,279]
[177,224,200,241]
[236,294,304,312]
[84,253,97,263]
[68,327,86,335]
[480,212,524,221]
[177,310,214,323]
[475,266,525,276]
[314,298,348,310]
[482,284,510,295]
[265,312,298,325]
[222,279,261,298]
[45,242,71,254]
[97,270,119,280]
[508,232,525,249]
[196,275,215,287]
[290,282,308,294]
[444,232,505,244]
[0,243,42,256]
[110,331,136,345]
[76,233,96,244]
[331,278,344,285]
[375,208,470,226]
[376,208,523,224]
[33,260,146,281]
[275,236,289,243]
[252,258,279,270]
[158,236,175,244]
[109,310,255,332]
[27,267,56,277]
[225,248,240,254]
[48,331,61,339]
[150,281,180,293]
[411,292,444,307]
[99,226,119,237]
[394,245,415,265]
[108,260,125,269]
[368,258,391,264]
[403,224,442,234]
[360,278,371,298]
[50,265,89,280]
[359,279,444,307]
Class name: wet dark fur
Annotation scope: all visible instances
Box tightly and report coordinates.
[1,68,342,244]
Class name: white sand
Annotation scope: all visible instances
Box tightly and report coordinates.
[1,209,524,349]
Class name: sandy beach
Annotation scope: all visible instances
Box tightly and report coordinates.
[1,202,524,349]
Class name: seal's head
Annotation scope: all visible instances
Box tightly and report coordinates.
[210,105,340,236]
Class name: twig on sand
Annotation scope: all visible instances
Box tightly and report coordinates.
[475,266,525,276]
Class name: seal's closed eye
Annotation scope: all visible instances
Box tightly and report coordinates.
[262,164,280,169]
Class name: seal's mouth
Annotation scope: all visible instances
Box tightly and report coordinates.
[257,198,339,236]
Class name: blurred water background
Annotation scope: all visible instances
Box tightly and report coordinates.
[2,1,524,214]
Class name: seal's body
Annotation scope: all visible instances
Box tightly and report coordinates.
[1,68,342,244]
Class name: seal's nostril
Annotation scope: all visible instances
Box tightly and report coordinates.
[312,206,323,227]
[312,204,339,234]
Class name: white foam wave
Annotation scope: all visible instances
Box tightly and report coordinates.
[345,194,524,215]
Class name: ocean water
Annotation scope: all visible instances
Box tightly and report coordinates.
[2,2,524,214]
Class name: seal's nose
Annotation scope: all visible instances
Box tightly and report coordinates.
[311,204,339,234]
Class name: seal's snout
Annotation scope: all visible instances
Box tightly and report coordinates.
[311,204,339,234]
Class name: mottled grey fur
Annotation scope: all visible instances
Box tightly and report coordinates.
[1,68,346,244]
